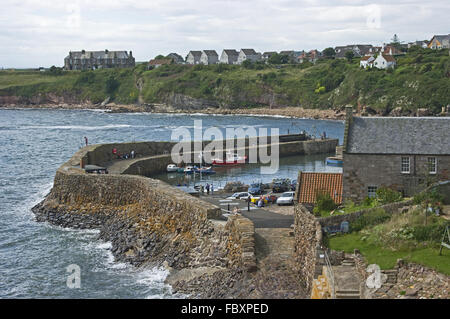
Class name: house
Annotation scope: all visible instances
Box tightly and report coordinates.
[335,45,373,59]
[295,172,343,206]
[342,106,450,202]
[167,53,185,64]
[220,49,239,64]
[279,50,294,57]
[200,50,219,65]
[373,54,396,69]
[64,50,135,70]
[148,58,173,69]
[262,51,277,61]
[428,34,450,49]
[185,51,202,64]
[382,45,404,56]
[359,55,375,68]
[308,50,322,63]
[237,49,261,64]
[407,40,429,49]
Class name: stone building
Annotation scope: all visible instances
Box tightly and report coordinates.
[342,107,450,202]
[200,50,219,65]
[64,50,135,70]
[186,51,202,64]
[219,49,239,64]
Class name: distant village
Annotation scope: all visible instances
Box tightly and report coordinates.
[63,34,450,72]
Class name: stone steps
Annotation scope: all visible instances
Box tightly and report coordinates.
[335,290,360,299]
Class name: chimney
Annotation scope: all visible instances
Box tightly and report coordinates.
[345,105,353,123]
[129,51,133,57]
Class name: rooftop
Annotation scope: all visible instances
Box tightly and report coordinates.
[297,172,343,204]
[346,117,450,155]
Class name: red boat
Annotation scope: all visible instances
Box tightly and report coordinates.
[211,153,247,166]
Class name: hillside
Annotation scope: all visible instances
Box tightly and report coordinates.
[1,47,449,115]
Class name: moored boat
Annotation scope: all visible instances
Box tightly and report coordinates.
[326,156,343,167]
[211,153,247,166]
[167,164,178,172]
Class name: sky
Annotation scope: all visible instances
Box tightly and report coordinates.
[0,0,449,68]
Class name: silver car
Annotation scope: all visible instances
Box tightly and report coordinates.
[227,192,250,200]
[276,191,295,205]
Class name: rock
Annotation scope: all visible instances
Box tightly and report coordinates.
[405,287,419,296]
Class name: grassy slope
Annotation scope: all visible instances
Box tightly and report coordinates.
[1,47,449,112]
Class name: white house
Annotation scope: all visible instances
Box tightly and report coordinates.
[200,50,219,65]
[373,54,396,69]
[186,51,202,64]
[360,55,375,68]
[237,49,261,64]
[220,49,239,64]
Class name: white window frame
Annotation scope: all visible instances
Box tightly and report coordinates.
[427,157,437,174]
[368,186,378,198]
[401,157,410,174]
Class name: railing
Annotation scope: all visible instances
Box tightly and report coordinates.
[323,249,336,299]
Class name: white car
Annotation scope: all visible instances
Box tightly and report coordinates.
[276,191,295,205]
[226,192,250,200]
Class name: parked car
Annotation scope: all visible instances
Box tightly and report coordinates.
[226,192,250,200]
[248,183,263,195]
[290,181,297,191]
[276,191,295,205]
[272,182,289,193]
[250,195,269,205]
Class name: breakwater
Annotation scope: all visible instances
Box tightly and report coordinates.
[32,134,337,297]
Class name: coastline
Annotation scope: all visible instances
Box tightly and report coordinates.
[0,103,346,120]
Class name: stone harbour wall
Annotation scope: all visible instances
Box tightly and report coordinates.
[293,203,323,292]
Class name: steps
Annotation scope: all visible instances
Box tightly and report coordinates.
[336,290,360,299]
[341,258,355,267]
[382,269,397,285]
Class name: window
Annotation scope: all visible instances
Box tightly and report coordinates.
[368,186,377,198]
[401,157,410,174]
[428,157,437,174]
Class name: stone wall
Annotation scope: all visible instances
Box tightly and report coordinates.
[33,146,257,276]
[343,153,450,202]
[293,203,323,292]
[318,200,413,228]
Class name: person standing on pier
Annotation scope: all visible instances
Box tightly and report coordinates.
[84,136,88,146]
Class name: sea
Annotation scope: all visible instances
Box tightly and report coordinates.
[0,108,344,298]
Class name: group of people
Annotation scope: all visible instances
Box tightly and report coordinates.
[112,148,135,160]
[199,183,214,195]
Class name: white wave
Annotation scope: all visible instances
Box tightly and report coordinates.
[20,124,133,130]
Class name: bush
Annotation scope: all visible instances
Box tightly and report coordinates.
[412,224,448,243]
[105,76,120,94]
[315,191,336,212]
[376,186,402,205]
[351,208,391,232]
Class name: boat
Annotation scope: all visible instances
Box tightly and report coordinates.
[326,156,343,167]
[195,166,216,175]
[184,166,195,174]
[167,164,178,172]
[211,153,247,166]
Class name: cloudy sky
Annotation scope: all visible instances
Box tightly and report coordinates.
[1,0,448,68]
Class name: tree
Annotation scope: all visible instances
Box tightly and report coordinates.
[345,50,354,62]
[268,53,289,64]
[105,76,120,94]
[322,47,336,59]
[154,54,165,59]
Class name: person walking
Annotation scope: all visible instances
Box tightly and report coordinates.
[206,183,210,195]
[84,136,88,146]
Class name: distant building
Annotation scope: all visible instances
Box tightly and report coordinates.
[262,51,277,61]
[186,51,202,64]
[360,55,375,68]
[167,53,185,64]
[148,58,173,69]
[407,40,429,49]
[237,49,261,64]
[335,45,373,59]
[64,50,135,70]
[382,45,404,56]
[296,172,343,205]
[428,34,450,49]
[373,54,396,69]
[200,50,219,65]
[342,107,450,201]
[220,49,239,64]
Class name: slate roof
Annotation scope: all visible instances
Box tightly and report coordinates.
[66,50,130,60]
[240,49,257,55]
[202,50,218,56]
[297,172,343,204]
[431,34,450,44]
[223,49,239,56]
[188,51,202,57]
[346,117,450,155]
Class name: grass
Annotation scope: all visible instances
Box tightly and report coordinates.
[329,232,450,275]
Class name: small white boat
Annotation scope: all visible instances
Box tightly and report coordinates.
[184,166,195,174]
[167,164,178,172]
